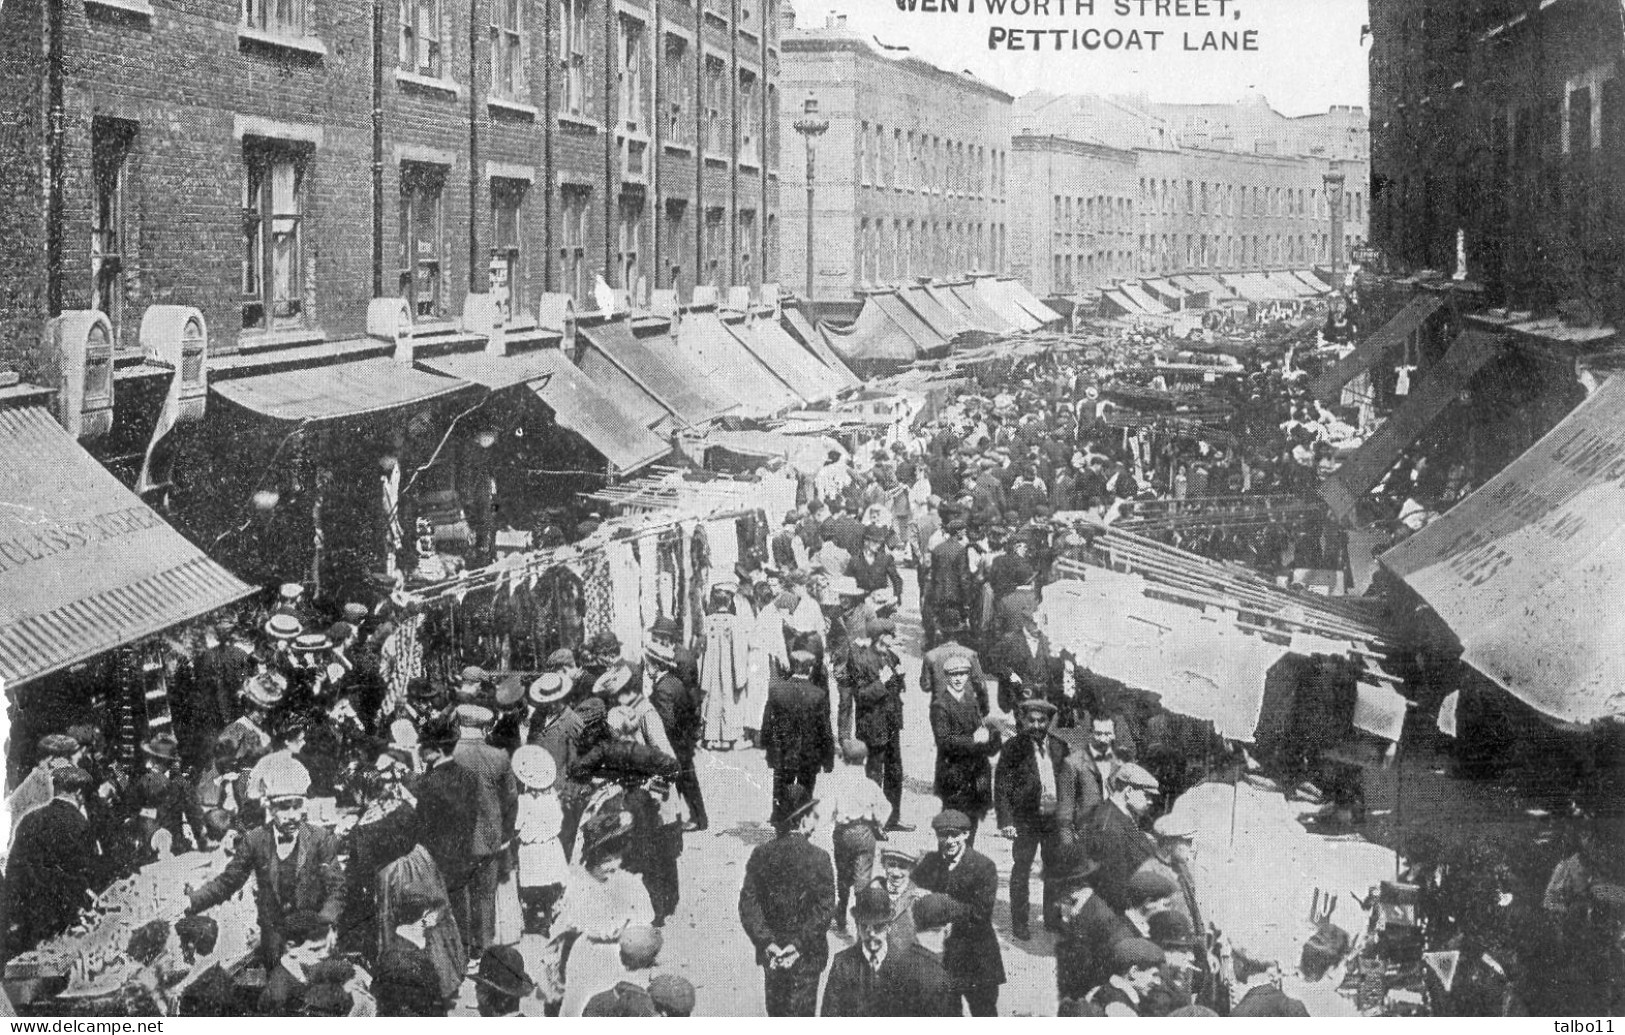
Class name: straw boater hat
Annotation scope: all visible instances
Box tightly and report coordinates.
[292,632,333,654]
[528,672,570,706]
[511,746,557,791]
[263,614,303,641]
[141,732,181,762]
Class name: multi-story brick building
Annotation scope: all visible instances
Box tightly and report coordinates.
[0,0,780,379]
[1009,93,1369,298]
[1368,0,1622,323]
[0,0,781,598]
[777,10,1012,302]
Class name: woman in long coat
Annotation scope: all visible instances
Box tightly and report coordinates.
[698,584,752,749]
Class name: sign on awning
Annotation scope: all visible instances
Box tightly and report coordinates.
[1381,375,1625,724]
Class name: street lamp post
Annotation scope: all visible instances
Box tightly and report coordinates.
[1324,167,1347,288]
[793,94,829,304]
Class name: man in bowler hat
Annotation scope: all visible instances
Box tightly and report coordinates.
[738,784,836,1016]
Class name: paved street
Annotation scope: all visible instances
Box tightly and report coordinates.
[462,575,1062,1017]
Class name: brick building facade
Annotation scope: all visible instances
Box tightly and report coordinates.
[1009,93,1369,299]
[0,0,780,387]
[777,11,1011,302]
[1368,0,1623,323]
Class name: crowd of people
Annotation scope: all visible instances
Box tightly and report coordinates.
[6,297,1616,1016]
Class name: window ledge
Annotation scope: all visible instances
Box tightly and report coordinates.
[557,113,602,135]
[237,327,328,354]
[740,159,761,172]
[86,0,154,17]
[663,141,694,156]
[703,152,730,166]
[488,97,538,119]
[238,27,327,58]
[395,70,464,99]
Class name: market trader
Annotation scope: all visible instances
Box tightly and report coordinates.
[186,754,345,968]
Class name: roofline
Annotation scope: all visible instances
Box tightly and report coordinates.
[782,35,1015,103]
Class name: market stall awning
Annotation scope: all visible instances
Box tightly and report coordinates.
[872,292,949,352]
[1320,328,1505,523]
[674,312,803,416]
[0,404,255,688]
[781,310,865,390]
[419,348,567,390]
[899,285,974,340]
[1119,284,1169,315]
[1381,375,1625,725]
[1312,294,1444,401]
[731,319,839,404]
[949,283,1018,333]
[523,351,671,474]
[578,321,739,429]
[700,428,843,475]
[925,284,992,334]
[211,356,472,423]
[1001,278,1065,326]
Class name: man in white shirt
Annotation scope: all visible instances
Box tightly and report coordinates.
[825,740,890,932]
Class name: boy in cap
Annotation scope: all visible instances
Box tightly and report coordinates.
[994,696,1073,939]
[873,894,962,1016]
[912,809,1005,1016]
[927,653,1001,845]
[820,886,896,1016]
[877,843,927,954]
[1088,937,1167,1017]
[823,740,890,932]
[850,618,911,832]
[738,784,836,1016]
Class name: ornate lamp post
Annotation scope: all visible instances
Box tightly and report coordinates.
[793,93,829,303]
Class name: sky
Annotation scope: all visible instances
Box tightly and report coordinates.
[789,0,1371,117]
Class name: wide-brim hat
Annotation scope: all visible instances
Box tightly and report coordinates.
[473,945,535,1000]
[528,672,570,705]
[649,616,681,639]
[580,808,637,858]
[869,588,899,611]
[263,614,303,641]
[545,648,577,669]
[292,633,333,654]
[493,673,525,708]
[512,745,558,791]
[141,732,181,762]
[278,581,305,601]
[342,602,371,622]
[459,665,490,685]
[594,663,635,697]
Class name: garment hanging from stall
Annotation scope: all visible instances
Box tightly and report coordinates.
[699,607,752,742]
[703,517,738,582]
[605,539,646,662]
[533,565,587,663]
[636,533,664,650]
[688,525,710,645]
[378,613,425,720]
[581,550,615,641]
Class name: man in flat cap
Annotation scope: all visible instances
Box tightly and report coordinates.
[877,843,927,955]
[738,784,836,1017]
[927,519,974,641]
[820,886,896,1016]
[873,893,963,1016]
[995,697,1074,940]
[1048,843,1133,1002]
[850,618,911,833]
[1078,762,1161,912]
[912,810,1005,1015]
[928,654,1002,845]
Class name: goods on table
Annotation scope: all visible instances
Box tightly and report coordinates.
[6,851,257,1002]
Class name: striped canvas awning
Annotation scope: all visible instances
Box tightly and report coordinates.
[0,405,255,688]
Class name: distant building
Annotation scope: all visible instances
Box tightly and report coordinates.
[1010,93,1369,297]
[1368,0,1622,322]
[778,10,1012,302]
